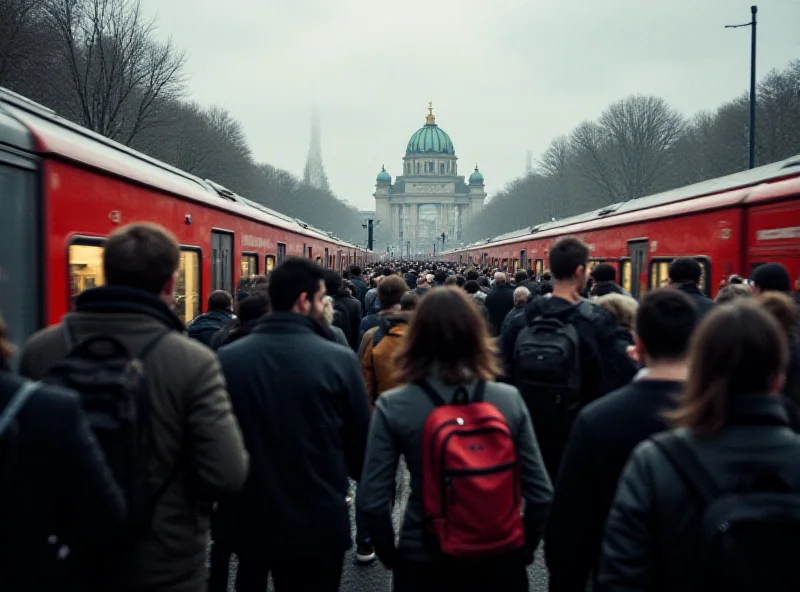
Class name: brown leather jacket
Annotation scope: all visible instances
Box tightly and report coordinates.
[361,313,409,405]
[19,286,248,592]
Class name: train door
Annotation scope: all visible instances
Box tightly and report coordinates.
[520,250,527,271]
[324,248,329,268]
[211,231,234,295]
[277,243,286,265]
[628,239,649,299]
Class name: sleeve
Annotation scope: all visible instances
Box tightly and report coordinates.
[500,312,526,383]
[513,390,554,556]
[362,340,377,406]
[596,315,638,395]
[595,444,658,592]
[358,327,375,360]
[60,393,127,543]
[356,400,401,568]
[185,352,249,493]
[341,354,372,481]
[544,412,602,591]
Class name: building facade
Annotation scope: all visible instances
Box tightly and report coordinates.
[373,104,486,256]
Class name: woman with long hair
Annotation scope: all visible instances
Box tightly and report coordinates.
[356,287,552,592]
[597,301,800,592]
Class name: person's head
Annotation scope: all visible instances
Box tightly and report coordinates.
[541,271,552,282]
[434,269,448,284]
[514,270,528,285]
[548,237,590,289]
[208,290,233,313]
[417,276,429,287]
[728,274,745,285]
[668,257,702,285]
[715,283,752,304]
[466,269,479,281]
[590,263,616,284]
[323,269,343,296]
[236,287,269,323]
[103,223,180,304]
[513,286,530,307]
[251,274,268,286]
[378,275,408,310]
[426,273,435,284]
[350,265,362,277]
[394,287,501,384]
[752,263,791,295]
[757,291,798,338]
[635,288,699,366]
[477,276,489,288]
[321,295,336,327]
[596,293,638,334]
[670,301,787,436]
[454,275,466,288]
[268,257,325,319]
[464,280,480,295]
[444,275,459,286]
[0,311,14,364]
[381,267,394,278]
[400,292,420,312]
[493,271,506,284]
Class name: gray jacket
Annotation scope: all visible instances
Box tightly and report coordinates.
[357,377,553,564]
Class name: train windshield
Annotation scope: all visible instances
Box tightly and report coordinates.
[0,163,39,366]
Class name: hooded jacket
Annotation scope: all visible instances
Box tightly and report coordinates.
[361,313,410,405]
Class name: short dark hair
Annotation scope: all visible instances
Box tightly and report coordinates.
[464,280,480,294]
[103,223,180,294]
[636,288,699,360]
[466,269,479,281]
[591,263,616,283]
[323,269,343,296]
[668,257,702,284]
[378,275,408,309]
[208,290,232,312]
[350,265,362,276]
[455,274,466,288]
[548,237,589,281]
[434,270,448,284]
[268,258,325,312]
[381,267,394,277]
[236,287,270,322]
[444,275,459,286]
[400,292,419,311]
[514,270,529,285]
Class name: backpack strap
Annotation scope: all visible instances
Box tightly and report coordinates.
[0,382,39,438]
[418,380,486,406]
[472,380,486,403]
[650,432,719,506]
[418,381,447,407]
[62,318,77,351]
[138,330,171,359]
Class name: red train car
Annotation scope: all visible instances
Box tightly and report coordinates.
[0,88,376,353]
[442,155,800,299]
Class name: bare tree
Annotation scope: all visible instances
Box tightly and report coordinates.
[45,0,187,144]
[0,0,39,84]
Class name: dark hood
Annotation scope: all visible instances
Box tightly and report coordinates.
[75,285,184,331]
[253,311,336,342]
[524,294,585,320]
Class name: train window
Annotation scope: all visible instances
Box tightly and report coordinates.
[277,243,287,265]
[69,243,106,299]
[0,163,39,360]
[620,259,632,294]
[240,252,258,280]
[324,248,329,268]
[696,258,711,295]
[648,260,671,289]
[534,259,544,278]
[175,249,200,324]
[265,255,276,275]
[210,231,233,294]
[501,258,508,270]
[315,256,321,266]
[520,250,527,270]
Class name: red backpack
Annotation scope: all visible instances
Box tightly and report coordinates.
[419,380,525,558]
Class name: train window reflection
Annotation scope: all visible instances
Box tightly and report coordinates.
[265,255,276,275]
[175,250,200,324]
[241,253,258,279]
[69,244,105,301]
[620,260,632,294]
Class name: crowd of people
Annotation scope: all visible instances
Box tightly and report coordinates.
[3,221,800,591]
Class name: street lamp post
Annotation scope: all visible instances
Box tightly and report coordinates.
[726,5,758,169]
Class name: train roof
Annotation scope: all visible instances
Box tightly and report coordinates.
[0,87,364,251]
[455,153,800,253]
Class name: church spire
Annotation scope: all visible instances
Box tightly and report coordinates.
[303,109,329,191]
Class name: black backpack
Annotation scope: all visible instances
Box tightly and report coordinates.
[652,432,800,592]
[41,321,173,543]
[513,301,594,416]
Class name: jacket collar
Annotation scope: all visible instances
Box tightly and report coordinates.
[252,311,335,342]
[675,282,704,296]
[75,286,184,331]
[727,394,789,427]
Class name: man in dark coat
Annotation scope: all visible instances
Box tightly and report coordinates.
[667,257,714,318]
[186,290,233,346]
[544,289,698,592]
[484,272,516,336]
[348,265,369,311]
[217,257,371,592]
[325,270,362,351]
[590,263,630,298]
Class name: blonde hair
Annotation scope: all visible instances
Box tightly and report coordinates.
[596,293,638,333]
[322,295,335,327]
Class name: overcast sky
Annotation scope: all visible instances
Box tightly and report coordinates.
[140,0,800,211]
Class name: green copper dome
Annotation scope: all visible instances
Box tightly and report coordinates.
[376,165,391,183]
[469,165,484,184]
[405,104,455,156]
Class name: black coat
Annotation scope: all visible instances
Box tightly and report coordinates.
[596,395,800,592]
[0,368,125,591]
[186,310,232,347]
[545,379,683,592]
[334,292,362,351]
[674,282,715,319]
[484,283,516,336]
[216,313,371,558]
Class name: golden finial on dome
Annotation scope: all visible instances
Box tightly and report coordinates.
[426,101,436,125]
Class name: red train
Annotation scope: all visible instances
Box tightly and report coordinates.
[442,154,800,299]
[0,88,376,352]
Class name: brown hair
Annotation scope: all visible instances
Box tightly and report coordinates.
[394,287,501,385]
[0,312,14,361]
[595,293,638,333]
[669,301,788,436]
[757,291,798,338]
[715,283,752,304]
[103,223,180,295]
[377,275,408,309]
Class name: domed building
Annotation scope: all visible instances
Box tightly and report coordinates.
[374,104,486,256]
